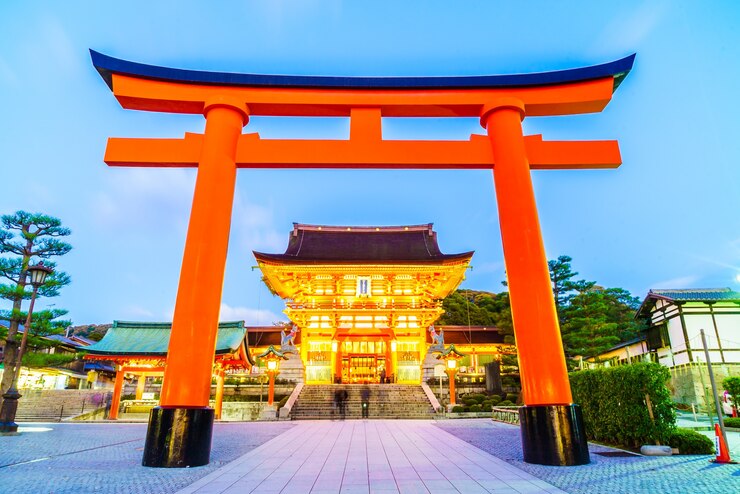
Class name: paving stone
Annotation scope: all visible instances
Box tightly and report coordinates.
[0,421,294,494]
[435,418,740,494]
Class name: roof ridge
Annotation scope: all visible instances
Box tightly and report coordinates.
[292,223,433,233]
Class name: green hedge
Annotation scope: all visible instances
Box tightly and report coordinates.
[668,428,714,454]
[724,417,740,428]
[570,363,676,448]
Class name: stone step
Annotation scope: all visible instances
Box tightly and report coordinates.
[292,384,434,420]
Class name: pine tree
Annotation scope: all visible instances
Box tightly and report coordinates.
[0,211,71,397]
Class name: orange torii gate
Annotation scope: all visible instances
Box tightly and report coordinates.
[91,50,634,468]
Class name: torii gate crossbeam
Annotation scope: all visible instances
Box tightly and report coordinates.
[91,50,634,468]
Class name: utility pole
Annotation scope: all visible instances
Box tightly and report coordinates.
[700,329,729,451]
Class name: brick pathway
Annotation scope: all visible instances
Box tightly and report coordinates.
[0,422,294,494]
[436,419,740,494]
[179,420,564,493]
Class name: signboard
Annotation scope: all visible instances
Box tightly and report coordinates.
[433,364,446,378]
[142,392,156,400]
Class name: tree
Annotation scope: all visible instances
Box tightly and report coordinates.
[560,286,643,359]
[548,255,594,323]
[722,376,740,414]
[0,211,71,397]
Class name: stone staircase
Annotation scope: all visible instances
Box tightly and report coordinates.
[11,389,111,422]
[291,384,435,420]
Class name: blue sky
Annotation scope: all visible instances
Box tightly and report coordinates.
[1,2,739,326]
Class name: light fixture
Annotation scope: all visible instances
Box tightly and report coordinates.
[28,261,53,287]
[447,359,457,369]
[267,360,277,371]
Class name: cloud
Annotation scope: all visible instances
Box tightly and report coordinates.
[91,168,196,232]
[231,191,286,252]
[650,275,699,290]
[123,305,156,319]
[219,303,284,325]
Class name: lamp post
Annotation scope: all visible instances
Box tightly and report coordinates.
[257,345,287,406]
[437,344,464,409]
[0,261,53,433]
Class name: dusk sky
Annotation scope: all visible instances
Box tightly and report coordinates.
[1,2,739,327]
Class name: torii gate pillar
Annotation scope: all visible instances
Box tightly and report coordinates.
[91,49,634,468]
[483,98,588,465]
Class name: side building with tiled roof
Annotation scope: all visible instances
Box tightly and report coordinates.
[589,287,740,407]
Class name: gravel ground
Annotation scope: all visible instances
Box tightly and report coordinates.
[0,421,295,494]
[435,419,740,494]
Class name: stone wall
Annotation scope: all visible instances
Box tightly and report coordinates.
[670,362,740,409]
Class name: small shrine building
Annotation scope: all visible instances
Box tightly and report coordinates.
[253,223,511,384]
[83,321,252,419]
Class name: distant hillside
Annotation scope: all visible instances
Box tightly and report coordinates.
[68,323,112,342]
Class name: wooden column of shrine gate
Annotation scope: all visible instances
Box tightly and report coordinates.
[91,50,634,468]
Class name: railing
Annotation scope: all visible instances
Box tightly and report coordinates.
[491,406,520,424]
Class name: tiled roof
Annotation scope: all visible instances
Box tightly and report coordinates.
[648,288,740,302]
[254,223,473,264]
[84,321,246,356]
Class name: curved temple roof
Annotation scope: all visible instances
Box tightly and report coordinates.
[91,50,635,92]
[254,223,473,264]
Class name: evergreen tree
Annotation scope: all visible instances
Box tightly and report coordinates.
[548,255,594,322]
[560,286,644,359]
[0,211,71,397]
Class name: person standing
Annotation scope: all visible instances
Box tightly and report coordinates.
[361,386,370,418]
[339,387,348,420]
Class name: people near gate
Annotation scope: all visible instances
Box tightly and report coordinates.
[380,367,387,384]
[361,386,370,418]
[333,387,349,420]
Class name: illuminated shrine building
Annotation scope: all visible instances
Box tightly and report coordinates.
[255,223,473,384]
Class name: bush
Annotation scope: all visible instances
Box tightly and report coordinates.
[469,404,482,412]
[451,405,466,413]
[724,417,740,428]
[480,403,492,412]
[466,394,486,404]
[498,400,514,406]
[462,398,478,407]
[668,428,714,454]
[505,393,519,403]
[488,395,502,405]
[570,362,676,449]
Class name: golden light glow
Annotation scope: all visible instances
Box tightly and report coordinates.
[256,255,471,384]
[267,360,277,371]
[447,359,457,369]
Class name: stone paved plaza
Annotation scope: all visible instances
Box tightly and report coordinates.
[436,419,740,494]
[1,419,739,493]
[0,422,294,494]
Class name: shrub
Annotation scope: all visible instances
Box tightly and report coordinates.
[467,394,486,403]
[570,362,676,449]
[277,396,289,409]
[498,400,514,406]
[722,376,740,412]
[724,417,740,428]
[469,404,482,412]
[505,393,519,403]
[451,405,466,413]
[481,403,492,412]
[462,398,478,407]
[668,428,714,455]
[489,395,502,405]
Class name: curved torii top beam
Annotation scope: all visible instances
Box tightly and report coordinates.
[91,50,634,92]
[91,50,635,170]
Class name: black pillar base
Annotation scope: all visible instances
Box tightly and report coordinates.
[142,407,214,468]
[519,404,590,466]
[0,388,21,434]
